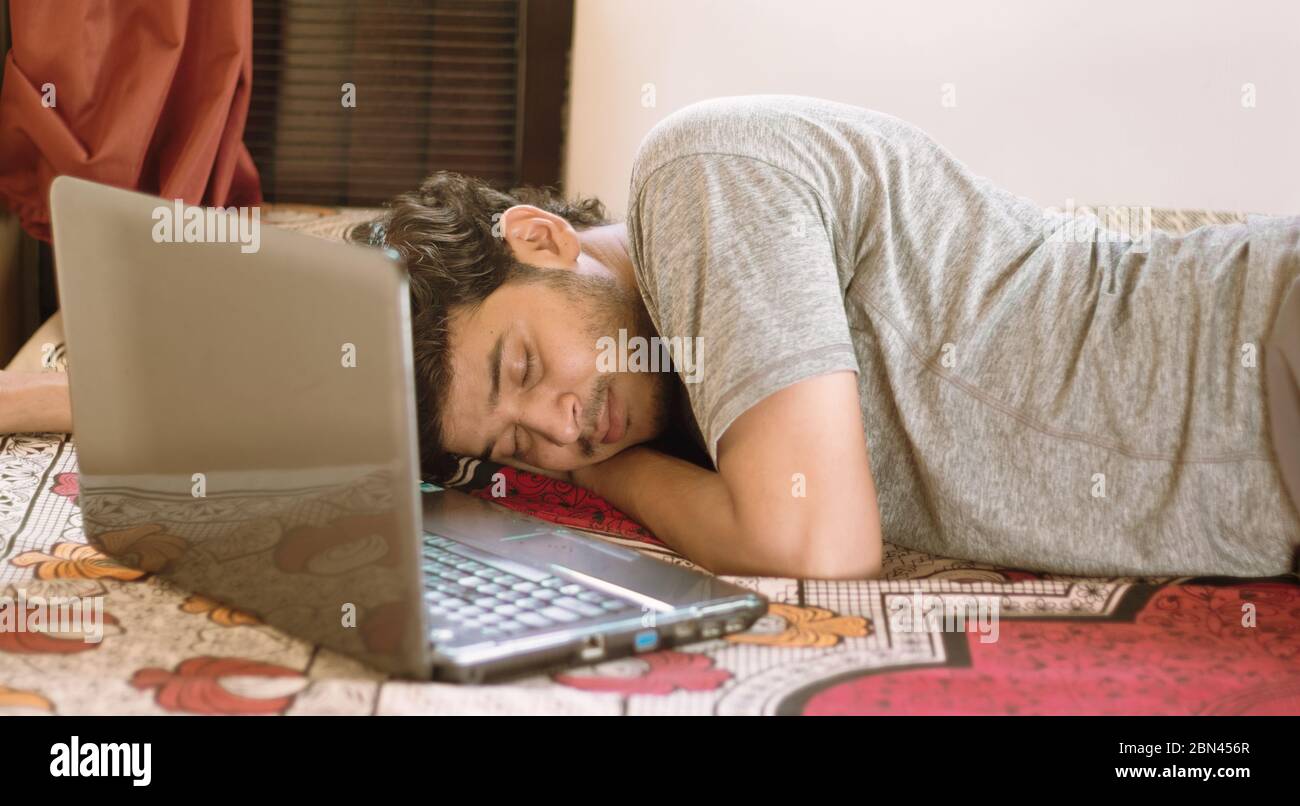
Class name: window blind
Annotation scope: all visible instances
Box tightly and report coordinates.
[248,0,572,206]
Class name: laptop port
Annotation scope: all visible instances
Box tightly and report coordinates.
[672,622,695,640]
[578,633,606,661]
[633,629,659,652]
[699,621,722,639]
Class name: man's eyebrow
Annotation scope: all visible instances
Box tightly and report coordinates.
[488,331,505,412]
[480,330,506,461]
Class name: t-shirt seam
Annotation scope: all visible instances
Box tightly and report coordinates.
[856,295,1269,465]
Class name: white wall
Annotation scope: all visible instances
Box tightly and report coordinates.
[564,0,1300,218]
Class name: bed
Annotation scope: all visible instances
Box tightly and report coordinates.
[1,204,1296,715]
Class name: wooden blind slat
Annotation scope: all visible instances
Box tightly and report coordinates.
[250,0,570,207]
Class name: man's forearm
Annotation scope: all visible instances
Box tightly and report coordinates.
[573,446,848,578]
[0,371,73,433]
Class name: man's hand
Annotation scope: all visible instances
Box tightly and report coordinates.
[0,370,73,434]
[569,371,882,579]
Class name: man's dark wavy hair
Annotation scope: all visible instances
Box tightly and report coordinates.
[349,171,609,482]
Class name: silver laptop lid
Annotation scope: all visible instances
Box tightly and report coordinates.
[50,177,432,678]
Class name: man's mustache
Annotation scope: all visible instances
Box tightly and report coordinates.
[577,373,613,458]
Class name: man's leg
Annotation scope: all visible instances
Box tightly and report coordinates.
[1265,276,1300,571]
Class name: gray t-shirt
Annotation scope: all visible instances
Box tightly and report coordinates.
[626,94,1300,577]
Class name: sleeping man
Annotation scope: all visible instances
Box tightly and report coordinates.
[5,96,1299,579]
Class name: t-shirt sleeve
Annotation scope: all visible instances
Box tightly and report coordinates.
[628,152,861,466]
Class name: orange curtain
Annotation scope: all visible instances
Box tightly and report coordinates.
[0,0,262,242]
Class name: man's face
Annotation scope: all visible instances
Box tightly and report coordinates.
[439,269,673,473]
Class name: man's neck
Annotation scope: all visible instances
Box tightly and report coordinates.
[577,222,637,292]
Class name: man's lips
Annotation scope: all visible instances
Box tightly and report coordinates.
[602,384,626,444]
[591,382,626,446]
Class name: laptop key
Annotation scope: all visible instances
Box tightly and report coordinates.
[554,597,604,618]
[532,589,559,601]
[493,604,521,617]
[577,591,604,603]
[515,612,551,628]
[559,584,583,595]
[511,581,539,592]
[540,577,566,588]
[473,596,498,609]
[498,621,525,633]
[600,600,630,611]
[515,598,544,610]
[495,590,525,602]
[540,606,580,623]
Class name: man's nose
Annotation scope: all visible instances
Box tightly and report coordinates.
[521,390,582,446]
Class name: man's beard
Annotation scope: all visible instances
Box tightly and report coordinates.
[547,270,673,458]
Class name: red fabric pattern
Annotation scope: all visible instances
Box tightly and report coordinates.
[554,651,733,695]
[801,583,1300,715]
[131,656,302,715]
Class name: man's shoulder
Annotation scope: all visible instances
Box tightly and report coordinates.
[632,97,829,176]
[641,94,823,136]
[628,95,901,203]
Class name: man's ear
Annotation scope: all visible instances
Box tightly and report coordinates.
[500,204,580,269]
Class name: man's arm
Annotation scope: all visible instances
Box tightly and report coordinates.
[574,371,882,579]
[0,371,73,433]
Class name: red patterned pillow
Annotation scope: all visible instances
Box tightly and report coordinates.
[441,458,663,547]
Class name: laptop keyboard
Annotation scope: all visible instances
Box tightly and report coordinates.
[421,533,633,640]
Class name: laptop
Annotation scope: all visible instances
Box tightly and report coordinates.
[49,176,767,683]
